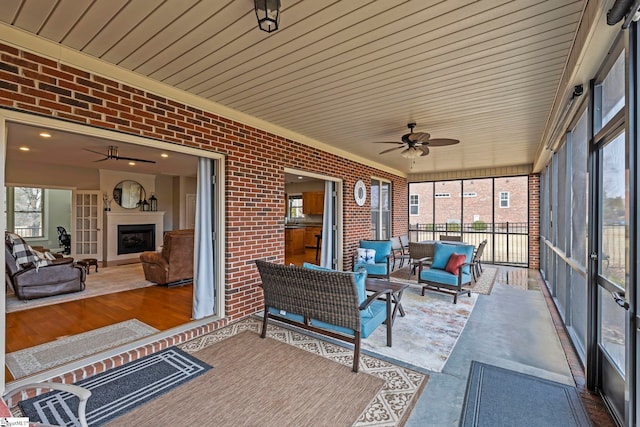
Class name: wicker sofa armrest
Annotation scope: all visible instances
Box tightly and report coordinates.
[359,288,391,311]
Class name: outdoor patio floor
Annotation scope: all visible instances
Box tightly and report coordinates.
[405,266,615,426]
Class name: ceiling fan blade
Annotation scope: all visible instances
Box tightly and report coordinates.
[93,157,108,162]
[115,156,156,164]
[83,148,108,156]
[372,141,404,145]
[407,132,431,143]
[426,138,460,147]
[420,146,430,156]
[379,146,405,155]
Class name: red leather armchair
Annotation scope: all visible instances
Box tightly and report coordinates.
[139,229,194,286]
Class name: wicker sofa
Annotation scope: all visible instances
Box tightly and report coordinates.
[255,260,393,372]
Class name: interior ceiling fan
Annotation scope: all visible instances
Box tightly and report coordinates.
[84,146,156,163]
[374,122,460,158]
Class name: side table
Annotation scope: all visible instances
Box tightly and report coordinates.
[76,258,98,274]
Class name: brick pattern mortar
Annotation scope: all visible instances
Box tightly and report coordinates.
[0,44,408,322]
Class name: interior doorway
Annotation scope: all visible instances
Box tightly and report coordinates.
[284,170,342,269]
[1,110,225,385]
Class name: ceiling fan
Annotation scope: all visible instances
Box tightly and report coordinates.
[84,146,156,163]
[374,123,460,158]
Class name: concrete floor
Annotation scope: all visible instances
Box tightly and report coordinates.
[404,267,577,426]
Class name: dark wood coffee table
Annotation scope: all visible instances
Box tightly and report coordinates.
[365,278,410,325]
[76,258,98,274]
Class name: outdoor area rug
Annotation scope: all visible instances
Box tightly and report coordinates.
[6,263,155,313]
[390,265,498,296]
[6,319,158,379]
[460,361,591,427]
[18,346,211,427]
[99,318,426,427]
[362,283,477,372]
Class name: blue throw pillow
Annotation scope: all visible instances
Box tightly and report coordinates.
[302,262,368,304]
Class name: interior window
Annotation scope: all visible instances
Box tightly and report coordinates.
[288,195,303,218]
[9,186,44,237]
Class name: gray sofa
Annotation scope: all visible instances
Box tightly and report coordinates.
[5,243,86,300]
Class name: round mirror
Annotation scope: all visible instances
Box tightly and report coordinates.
[113,180,145,209]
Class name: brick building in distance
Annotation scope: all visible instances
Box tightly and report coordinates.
[408,176,529,228]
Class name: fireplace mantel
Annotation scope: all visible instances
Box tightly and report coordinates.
[105,211,164,263]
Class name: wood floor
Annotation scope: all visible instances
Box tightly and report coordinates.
[6,283,193,381]
[284,248,321,266]
[5,247,317,382]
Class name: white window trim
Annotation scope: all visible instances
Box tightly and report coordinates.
[500,191,510,208]
[409,194,419,216]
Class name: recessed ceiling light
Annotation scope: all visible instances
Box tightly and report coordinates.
[161,153,169,158]
[19,146,30,151]
[39,132,51,138]
[128,161,136,166]
[298,176,303,180]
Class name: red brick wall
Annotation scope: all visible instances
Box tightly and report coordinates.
[0,44,408,321]
[528,174,540,269]
[409,177,529,225]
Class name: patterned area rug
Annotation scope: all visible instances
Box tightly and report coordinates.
[179,318,427,427]
[362,284,477,372]
[18,347,211,427]
[390,265,498,295]
[6,319,159,379]
[6,263,155,313]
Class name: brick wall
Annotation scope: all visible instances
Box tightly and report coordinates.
[0,44,408,321]
[528,173,540,269]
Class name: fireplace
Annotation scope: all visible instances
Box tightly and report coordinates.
[117,224,155,255]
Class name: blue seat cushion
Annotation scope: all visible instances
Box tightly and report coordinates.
[311,299,387,338]
[359,240,392,263]
[353,262,387,277]
[420,268,472,286]
[431,243,475,275]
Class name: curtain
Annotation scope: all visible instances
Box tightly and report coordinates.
[321,181,335,269]
[192,158,215,319]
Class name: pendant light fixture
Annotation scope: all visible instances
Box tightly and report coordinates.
[255,0,281,33]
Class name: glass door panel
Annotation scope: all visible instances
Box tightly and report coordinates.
[371,179,391,240]
[595,131,627,423]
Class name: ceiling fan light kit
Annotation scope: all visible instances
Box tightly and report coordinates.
[401,146,421,159]
[375,122,459,158]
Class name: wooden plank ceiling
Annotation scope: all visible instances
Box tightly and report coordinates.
[0,0,587,176]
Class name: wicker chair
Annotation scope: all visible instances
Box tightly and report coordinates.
[407,241,435,278]
[255,260,392,372]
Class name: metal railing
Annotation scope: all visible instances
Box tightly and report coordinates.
[408,222,529,266]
